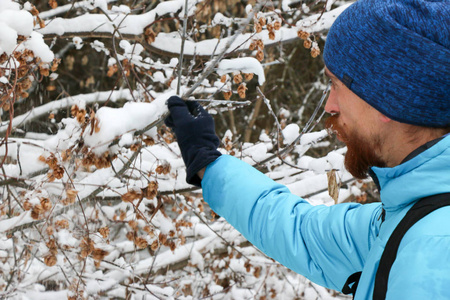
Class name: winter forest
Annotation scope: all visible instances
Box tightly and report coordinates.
[0,0,376,299]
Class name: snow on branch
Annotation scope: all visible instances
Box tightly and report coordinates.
[37,4,350,58]
[0,90,133,134]
[38,0,204,36]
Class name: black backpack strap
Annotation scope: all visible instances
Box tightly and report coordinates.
[342,271,362,297]
[373,193,450,300]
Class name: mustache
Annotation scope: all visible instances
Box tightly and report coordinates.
[325,114,347,142]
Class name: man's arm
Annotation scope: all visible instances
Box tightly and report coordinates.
[165,97,382,292]
[202,155,383,291]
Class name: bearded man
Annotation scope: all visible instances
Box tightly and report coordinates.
[165,0,450,298]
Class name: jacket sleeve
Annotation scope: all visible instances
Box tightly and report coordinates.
[202,155,382,291]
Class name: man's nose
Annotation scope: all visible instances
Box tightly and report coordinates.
[324,90,339,114]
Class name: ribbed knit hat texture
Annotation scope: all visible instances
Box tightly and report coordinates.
[324,0,450,127]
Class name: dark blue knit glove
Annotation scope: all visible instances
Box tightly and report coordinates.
[165,96,221,187]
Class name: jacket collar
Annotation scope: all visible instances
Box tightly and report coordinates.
[370,135,450,211]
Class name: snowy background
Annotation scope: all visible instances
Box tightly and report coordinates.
[0,0,370,299]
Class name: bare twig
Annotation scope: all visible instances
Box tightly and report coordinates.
[177,0,189,95]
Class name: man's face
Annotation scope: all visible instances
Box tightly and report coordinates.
[324,69,387,179]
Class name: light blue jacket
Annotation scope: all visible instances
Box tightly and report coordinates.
[202,135,450,299]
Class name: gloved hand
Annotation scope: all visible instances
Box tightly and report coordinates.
[165,96,221,187]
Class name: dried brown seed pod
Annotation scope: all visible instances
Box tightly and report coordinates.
[268,31,275,40]
[61,149,71,162]
[66,189,78,203]
[254,266,261,278]
[44,254,57,266]
[71,105,79,117]
[55,219,69,230]
[46,226,54,236]
[98,227,110,238]
[169,241,176,251]
[303,39,312,49]
[94,152,111,169]
[258,17,266,26]
[51,58,61,72]
[244,261,252,272]
[40,198,52,211]
[297,30,310,40]
[47,172,55,183]
[163,131,174,144]
[107,64,118,77]
[237,83,247,99]
[151,240,159,251]
[223,91,232,100]
[33,204,44,215]
[155,161,170,175]
[17,67,29,78]
[48,0,58,9]
[2,102,10,112]
[80,238,94,258]
[145,181,158,199]
[143,226,153,235]
[38,17,46,28]
[233,73,243,84]
[92,248,109,261]
[23,201,32,211]
[126,231,136,241]
[143,136,155,146]
[30,5,39,16]
[135,237,148,249]
[45,154,58,168]
[18,91,28,99]
[274,21,281,30]
[39,66,49,76]
[19,77,32,90]
[31,210,40,220]
[145,27,157,44]
[76,110,86,123]
[311,47,321,58]
[256,50,264,62]
[256,39,264,50]
[130,143,140,152]
[128,220,138,229]
[159,233,167,245]
[254,23,262,33]
[53,166,64,179]
[122,190,142,203]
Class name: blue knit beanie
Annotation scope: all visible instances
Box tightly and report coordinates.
[324,0,450,128]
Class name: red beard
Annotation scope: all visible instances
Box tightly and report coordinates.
[325,115,386,179]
